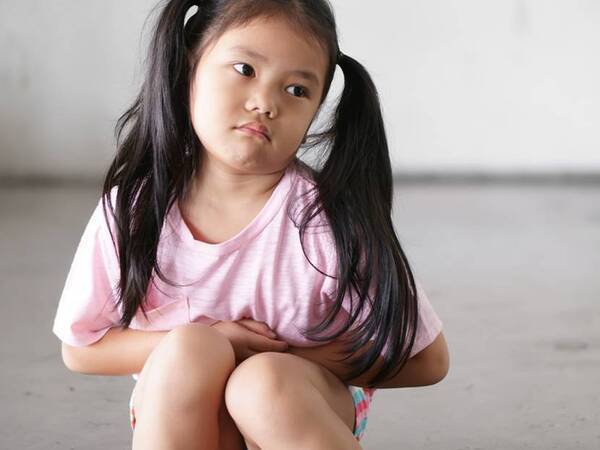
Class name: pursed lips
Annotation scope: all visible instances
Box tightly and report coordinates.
[237,125,271,141]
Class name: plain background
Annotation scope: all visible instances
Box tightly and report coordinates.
[1,0,599,179]
[0,1,598,449]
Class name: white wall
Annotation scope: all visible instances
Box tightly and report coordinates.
[0,1,153,180]
[1,1,599,179]
[333,0,600,173]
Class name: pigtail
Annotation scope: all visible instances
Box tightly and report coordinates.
[102,0,209,327]
[304,52,419,387]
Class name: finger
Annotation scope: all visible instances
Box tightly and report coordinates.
[249,335,289,352]
[237,320,277,338]
[239,319,274,334]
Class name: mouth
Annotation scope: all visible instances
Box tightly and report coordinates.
[236,126,271,142]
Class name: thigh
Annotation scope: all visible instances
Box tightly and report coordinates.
[129,330,165,420]
[130,374,247,449]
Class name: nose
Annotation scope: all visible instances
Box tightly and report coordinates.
[245,87,278,119]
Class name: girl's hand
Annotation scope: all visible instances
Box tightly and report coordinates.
[211,319,288,364]
[234,318,280,339]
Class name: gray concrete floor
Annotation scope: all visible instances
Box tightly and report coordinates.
[1,183,598,449]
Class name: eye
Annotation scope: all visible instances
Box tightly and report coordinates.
[286,85,310,98]
[233,62,310,99]
[233,62,255,77]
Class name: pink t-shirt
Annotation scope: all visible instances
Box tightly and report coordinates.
[52,159,443,383]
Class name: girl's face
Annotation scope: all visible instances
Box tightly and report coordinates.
[189,15,328,175]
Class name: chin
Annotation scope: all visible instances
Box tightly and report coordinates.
[225,155,264,172]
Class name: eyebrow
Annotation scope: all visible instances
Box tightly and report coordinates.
[227,45,321,86]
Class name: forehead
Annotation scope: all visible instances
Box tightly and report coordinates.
[208,16,328,85]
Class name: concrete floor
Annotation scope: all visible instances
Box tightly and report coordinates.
[1,182,598,449]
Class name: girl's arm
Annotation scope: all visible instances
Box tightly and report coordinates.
[61,327,169,375]
[62,320,284,375]
[286,331,449,389]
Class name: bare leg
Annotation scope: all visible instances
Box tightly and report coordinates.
[131,324,237,450]
[225,353,362,450]
[237,383,361,450]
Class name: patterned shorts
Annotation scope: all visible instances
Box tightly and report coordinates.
[129,384,375,442]
[348,385,375,441]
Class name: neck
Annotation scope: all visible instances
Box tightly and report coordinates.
[184,157,293,210]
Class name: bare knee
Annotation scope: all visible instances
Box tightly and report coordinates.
[224,353,358,449]
[134,323,236,415]
[224,353,309,446]
[164,323,236,368]
[224,353,291,419]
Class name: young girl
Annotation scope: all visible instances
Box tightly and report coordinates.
[53,1,448,449]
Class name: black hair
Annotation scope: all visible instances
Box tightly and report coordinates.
[101,0,418,388]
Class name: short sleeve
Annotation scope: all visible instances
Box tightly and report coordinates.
[408,278,443,357]
[52,193,122,347]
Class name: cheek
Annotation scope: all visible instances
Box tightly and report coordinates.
[284,109,315,143]
[287,125,306,146]
[275,123,307,156]
[190,80,237,139]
